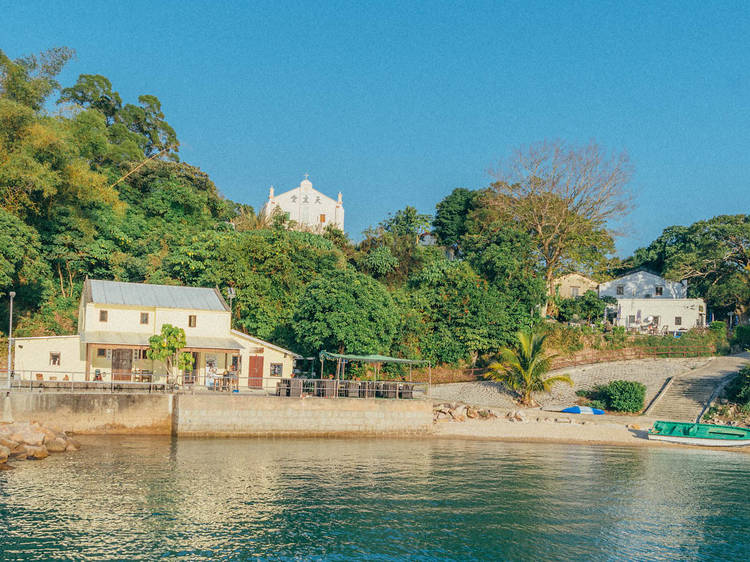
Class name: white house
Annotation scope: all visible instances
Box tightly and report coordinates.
[598,269,687,299]
[600,270,705,331]
[13,279,300,390]
[261,175,344,232]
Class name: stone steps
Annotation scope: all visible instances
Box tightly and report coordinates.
[648,354,750,422]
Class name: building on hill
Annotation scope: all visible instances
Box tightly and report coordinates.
[598,269,687,299]
[260,174,344,233]
[13,279,300,389]
[600,270,705,332]
[552,273,599,298]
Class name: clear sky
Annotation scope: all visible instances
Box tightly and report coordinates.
[3,1,748,254]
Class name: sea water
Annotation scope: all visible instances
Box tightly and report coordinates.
[1,436,748,560]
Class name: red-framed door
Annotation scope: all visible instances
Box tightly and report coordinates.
[248,355,263,388]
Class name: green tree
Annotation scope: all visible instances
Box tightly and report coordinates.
[433,187,477,249]
[481,140,632,297]
[485,329,572,406]
[146,324,194,384]
[625,215,750,319]
[292,268,399,355]
[0,47,75,110]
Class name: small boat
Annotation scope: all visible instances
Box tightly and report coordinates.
[648,421,750,447]
[561,406,605,415]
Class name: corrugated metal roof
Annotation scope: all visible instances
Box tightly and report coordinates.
[83,331,242,351]
[88,280,228,311]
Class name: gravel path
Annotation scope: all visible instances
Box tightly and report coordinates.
[430,357,713,409]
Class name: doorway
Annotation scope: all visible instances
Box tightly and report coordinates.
[248,355,263,388]
[112,349,133,381]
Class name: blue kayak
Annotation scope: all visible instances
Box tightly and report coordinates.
[562,406,605,415]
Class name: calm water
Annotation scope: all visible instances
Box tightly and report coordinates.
[1,436,749,561]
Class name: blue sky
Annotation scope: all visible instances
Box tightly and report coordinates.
[3,1,748,254]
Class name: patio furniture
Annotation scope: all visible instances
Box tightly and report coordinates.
[277,379,291,396]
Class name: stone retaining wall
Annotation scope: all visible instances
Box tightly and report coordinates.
[2,393,433,437]
[174,394,433,437]
[3,393,173,434]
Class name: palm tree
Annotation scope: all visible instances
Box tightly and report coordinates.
[486,329,572,406]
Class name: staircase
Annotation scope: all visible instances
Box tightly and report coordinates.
[647,353,750,422]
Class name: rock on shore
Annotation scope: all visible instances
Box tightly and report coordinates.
[0,422,80,468]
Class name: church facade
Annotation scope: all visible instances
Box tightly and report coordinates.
[260,175,344,232]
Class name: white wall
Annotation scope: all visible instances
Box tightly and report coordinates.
[14,336,85,380]
[599,271,686,299]
[262,179,344,231]
[615,298,706,330]
[83,303,231,337]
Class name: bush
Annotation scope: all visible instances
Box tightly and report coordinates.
[588,399,607,411]
[577,380,646,413]
[725,365,750,406]
[603,380,646,413]
[732,325,750,350]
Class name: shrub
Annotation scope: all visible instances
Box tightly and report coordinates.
[588,399,607,411]
[603,380,646,413]
[724,365,750,406]
[732,325,750,350]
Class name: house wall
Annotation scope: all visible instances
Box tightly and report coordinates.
[234,332,296,392]
[599,271,687,299]
[553,274,599,298]
[14,336,85,379]
[615,298,706,329]
[83,303,231,337]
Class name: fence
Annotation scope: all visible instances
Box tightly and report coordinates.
[548,345,715,370]
[2,370,428,399]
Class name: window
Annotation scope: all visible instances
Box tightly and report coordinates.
[188,315,197,328]
[628,315,636,324]
[570,286,580,298]
[655,286,663,296]
[99,310,108,322]
[140,312,149,324]
[270,363,283,377]
[49,352,61,366]
[320,214,326,223]
[616,286,624,295]
[674,317,682,326]
[97,348,106,358]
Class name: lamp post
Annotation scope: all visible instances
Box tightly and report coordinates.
[7,291,15,390]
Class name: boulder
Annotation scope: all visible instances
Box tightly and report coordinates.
[0,444,9,463]
[10,429,45,447]
[10,443,27,461]
[46,437,68,453]
[65,441,80,452]
[0,436,18,449]
[25,445,49,460]
[466,408,478,419]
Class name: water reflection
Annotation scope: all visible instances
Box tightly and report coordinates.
[1,437,748,560]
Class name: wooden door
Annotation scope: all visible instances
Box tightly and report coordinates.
[112,349,133,381]
[248,355,263,388]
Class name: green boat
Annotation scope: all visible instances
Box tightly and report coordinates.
[648,421,750,447]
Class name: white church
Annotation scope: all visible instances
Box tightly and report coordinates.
[261,175,344,233]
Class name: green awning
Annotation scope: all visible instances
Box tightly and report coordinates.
[319,351,429,365]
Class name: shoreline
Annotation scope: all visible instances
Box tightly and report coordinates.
[432,415,750,453]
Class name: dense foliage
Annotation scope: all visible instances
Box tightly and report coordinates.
[0,46,744,369]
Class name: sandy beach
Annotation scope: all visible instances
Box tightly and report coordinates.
[433,410,750,453]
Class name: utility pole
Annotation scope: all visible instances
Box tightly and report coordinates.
[7,291,15,390]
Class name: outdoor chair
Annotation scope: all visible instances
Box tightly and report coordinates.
[400,383,414,399]
[345,381,360,398]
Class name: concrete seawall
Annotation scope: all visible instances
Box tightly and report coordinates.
[2,393,433,437]
[4,393,173,434]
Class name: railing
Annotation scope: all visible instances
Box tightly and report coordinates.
[272,378,428,400]
[3,371,429,399]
